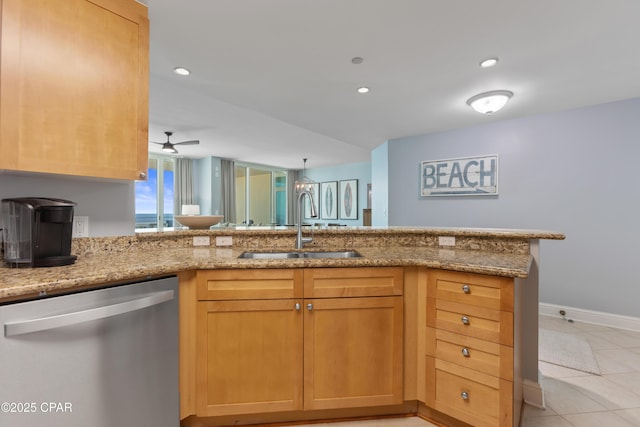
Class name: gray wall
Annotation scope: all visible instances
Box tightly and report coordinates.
[387,97,640,317]
[0,173,135,236]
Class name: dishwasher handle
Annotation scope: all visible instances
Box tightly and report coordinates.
[4,289,175,337]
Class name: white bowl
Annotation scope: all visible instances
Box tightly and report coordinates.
[174,215,223,229]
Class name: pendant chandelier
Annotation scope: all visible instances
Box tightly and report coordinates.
[294,158,316,193]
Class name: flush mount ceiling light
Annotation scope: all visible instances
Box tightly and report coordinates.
[357,86,370,94]
[479,57,498,68]
[173,67,190,76]
[466,90,513,115]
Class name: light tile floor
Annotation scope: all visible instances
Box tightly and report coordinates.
[522,316,640,427]
[294,316,640,427]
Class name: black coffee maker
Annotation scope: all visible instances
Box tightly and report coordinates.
[1,197,77,268]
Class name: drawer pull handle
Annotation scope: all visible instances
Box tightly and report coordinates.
[461,316,470,325]
[461,348,470,357]
[295,303,301,311]
[462,284,470,294]
[461,391,469,400]
[307,303,314,311]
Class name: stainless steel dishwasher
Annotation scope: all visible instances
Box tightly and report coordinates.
[0,276,179,427]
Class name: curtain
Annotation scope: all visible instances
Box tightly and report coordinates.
[286,170,299,225]
[174,158,194,215]
[221,159,236,223]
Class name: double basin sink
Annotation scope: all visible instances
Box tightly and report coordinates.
[239,250,362,259]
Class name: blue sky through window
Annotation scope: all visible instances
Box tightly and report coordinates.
[135,168,157,213]
[164,170,174,214]
[135,168,174,214]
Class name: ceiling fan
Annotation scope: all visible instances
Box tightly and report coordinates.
[150,131,199,154]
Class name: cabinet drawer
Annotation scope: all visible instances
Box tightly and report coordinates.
[427,270,513,312]
[304,267,403,298]
[426,328,513,380]
[197,269,303,300]
[427,298,513,346]
[426,357,512,427]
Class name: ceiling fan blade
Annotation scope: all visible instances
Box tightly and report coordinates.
[173,140,200,146]
[150,141,164,145]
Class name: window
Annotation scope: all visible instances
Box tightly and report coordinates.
[235,164,288,225]
[135,155,175,229]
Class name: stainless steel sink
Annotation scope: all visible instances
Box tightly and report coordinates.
[302,250,362,259]
[238,250,362,259]
[238,252,301,259]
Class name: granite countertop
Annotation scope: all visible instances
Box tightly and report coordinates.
[136,225,566,240]
[0,226,565,302]
[0,245,533,302]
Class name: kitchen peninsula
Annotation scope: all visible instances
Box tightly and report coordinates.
[0,226,564,427]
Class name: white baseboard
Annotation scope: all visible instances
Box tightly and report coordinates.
[540,303,640,332]
[523,378,545,409]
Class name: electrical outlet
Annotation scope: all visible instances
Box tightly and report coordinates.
[438,236,455,246]
[192,236,210,246]
[215,236,233,246]
[73,216,89,237]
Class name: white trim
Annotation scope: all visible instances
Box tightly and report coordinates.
[540,303,640,332]
[523,377,545,409]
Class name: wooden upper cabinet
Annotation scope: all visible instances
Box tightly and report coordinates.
[0,0,149,180]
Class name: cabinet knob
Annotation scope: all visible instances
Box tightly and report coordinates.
[307,303,313,311]
[461,391,469,401]
[138,171,147,179]
[462,284,470,294]
[295,303,301,311]
[461,347,470,357]
[461,316,470,325]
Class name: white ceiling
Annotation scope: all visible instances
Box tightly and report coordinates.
[146,0,640,169]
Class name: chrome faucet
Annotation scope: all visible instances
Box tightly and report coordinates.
[295,189,317,249]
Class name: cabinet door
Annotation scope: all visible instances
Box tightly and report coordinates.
[303,296,403,410]
[196,299,303,416]
[0,0,149,180]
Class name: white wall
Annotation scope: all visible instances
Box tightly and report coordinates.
[387,98,640,317]
[0,172,135,236]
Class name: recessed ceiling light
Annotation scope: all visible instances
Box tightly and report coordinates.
[479,57,499,68]
[351,57,364,64]
[357,87,370,94]
[174,67,191,76]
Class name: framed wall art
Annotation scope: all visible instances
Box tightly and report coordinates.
[320,181,338,220]
[339,179,358,220]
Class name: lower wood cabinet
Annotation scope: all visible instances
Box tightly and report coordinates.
[180,266,521,426]
[304,296,403,410]
[196,299,303,416]
[190,267,404,418]
[422,269,521,427]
